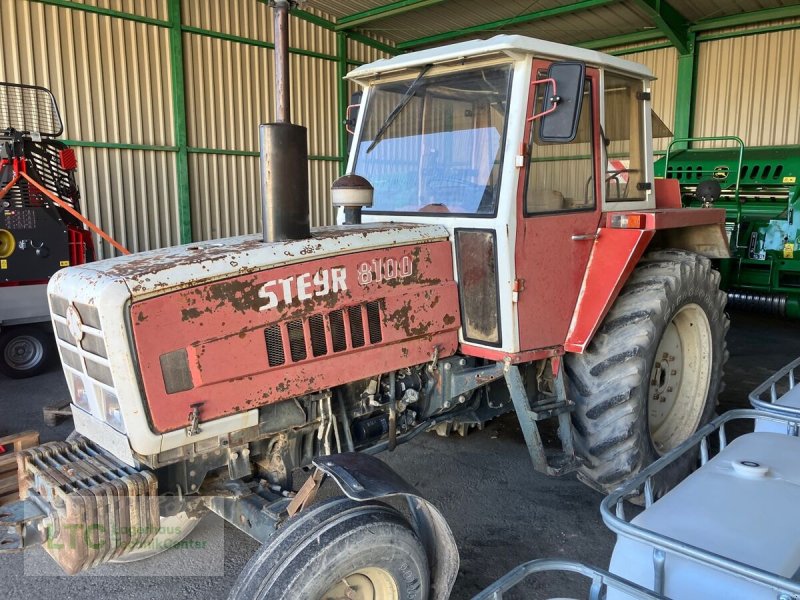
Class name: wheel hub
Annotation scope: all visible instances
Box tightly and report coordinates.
[322,567,399,600]
[648,304,713,455]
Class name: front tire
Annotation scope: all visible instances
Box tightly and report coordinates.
[565,250,728,496]
[0,325,55,379]
[229,497,429,600]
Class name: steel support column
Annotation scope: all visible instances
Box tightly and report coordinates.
[673,32,697,148]
[167,0,192,244]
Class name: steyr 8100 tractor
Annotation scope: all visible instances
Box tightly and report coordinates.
[2,8,730,599]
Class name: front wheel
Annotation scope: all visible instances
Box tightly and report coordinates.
[228,497,429,600]
[565,250,728,496]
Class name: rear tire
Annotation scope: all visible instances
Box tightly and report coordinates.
[0,325,55,379]
[228,497,429,600]
[565,250,728,496]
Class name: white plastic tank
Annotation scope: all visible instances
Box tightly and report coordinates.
[608,431,800,599]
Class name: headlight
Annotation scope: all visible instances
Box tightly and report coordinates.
[102,389,126,434]
[69,371,91,412]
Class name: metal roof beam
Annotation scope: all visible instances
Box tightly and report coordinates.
[578,30,665,50]
[690,5,800,32]
[631,0,691,54]
[396,0,616,50]
[335,0,448,30]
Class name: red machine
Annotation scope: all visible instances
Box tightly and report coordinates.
[0,83,97,377]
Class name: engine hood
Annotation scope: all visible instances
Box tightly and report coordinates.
[60,223,449,302]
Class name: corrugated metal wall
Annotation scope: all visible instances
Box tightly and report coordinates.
[1,0,389,257]
[621,27,800,150]
[2,1,797,258]
[181,0,343,241]
[694,27,800,147]
[1,0,179,257]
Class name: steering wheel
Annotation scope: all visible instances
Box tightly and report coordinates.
[606,168,639,199]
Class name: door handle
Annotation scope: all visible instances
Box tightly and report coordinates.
[571,233,599,241]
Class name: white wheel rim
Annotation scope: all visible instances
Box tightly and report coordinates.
[321,567,399,600]
[4,334,44,371]
[648,303,712,455]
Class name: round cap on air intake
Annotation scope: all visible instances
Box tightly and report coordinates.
[331,174,374,225]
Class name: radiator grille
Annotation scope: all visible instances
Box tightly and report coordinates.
[49,294,118,415]
[264,300,384,367]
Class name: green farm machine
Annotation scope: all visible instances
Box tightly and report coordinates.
[655,138,800,318]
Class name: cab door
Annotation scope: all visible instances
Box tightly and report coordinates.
[515,62,602,351]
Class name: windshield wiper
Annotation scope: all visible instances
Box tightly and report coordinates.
[366,64,432,154]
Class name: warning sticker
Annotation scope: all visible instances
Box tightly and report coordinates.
[59,260,70,267]
[0,260,6,269]
[785,243,795,259]
[783,176,797,184]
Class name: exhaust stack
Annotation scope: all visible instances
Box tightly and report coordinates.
[260,0,310,243]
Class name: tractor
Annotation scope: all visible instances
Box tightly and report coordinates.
[1,4,730,598]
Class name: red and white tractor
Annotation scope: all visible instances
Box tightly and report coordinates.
[1,6,730,598]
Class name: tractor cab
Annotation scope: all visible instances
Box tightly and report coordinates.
[347,35,672,357]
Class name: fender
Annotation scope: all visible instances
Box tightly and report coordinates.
[314,452,459,600]
[564,205,729,354]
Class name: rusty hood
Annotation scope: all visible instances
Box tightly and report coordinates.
[55,223,450,302]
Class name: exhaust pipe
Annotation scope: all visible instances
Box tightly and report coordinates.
[260,0,310,243]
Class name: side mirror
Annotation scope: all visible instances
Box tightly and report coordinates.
[538,61,585,143]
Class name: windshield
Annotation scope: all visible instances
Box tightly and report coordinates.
[354,64,513,216]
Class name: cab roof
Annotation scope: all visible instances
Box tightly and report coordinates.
[347,34,655,82]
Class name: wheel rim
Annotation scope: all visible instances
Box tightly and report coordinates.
[321,567,399,600]
[648,303,712,455]
[4,334,44,371]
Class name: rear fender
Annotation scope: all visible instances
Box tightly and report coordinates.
[565,207,730,354]
[314,452,458,600]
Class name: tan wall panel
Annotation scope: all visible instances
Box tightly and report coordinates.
[70,0,168,20]
[184,33,337,157]
[74,148,180,257]
[181,0,336,56]
[347,38,390,65]
[1,1,173,146]
[189,153,261,241]
[694,28,800,147]
[190,154,337,241]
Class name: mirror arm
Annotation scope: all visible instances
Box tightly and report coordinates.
[527,78,559,122]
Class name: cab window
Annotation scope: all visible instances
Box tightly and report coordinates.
[525,75,595,215]
[603,73,646,202]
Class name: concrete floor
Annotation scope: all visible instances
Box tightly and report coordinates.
[1,311,799,599]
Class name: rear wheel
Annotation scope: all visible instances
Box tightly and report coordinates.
[228,497,429,600]
[0,325,55,379]
[565,250,728,496]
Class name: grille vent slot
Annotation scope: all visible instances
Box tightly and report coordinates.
[366,301,383,344]
[309,314,327,357]
[264,300,384,367]
[348,306,365,348]
[329,310,347,353]
[287,320,307,362]
[264,324,285,367]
